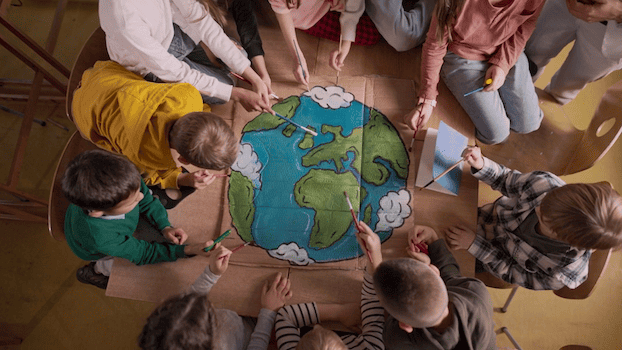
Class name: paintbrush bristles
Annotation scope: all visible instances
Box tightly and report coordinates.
[344,191,354,210]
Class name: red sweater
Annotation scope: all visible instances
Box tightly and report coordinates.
[419,0,544,100]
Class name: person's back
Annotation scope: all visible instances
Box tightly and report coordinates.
[377,226,495,349]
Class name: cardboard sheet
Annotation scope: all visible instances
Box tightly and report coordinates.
[106,29,479,317]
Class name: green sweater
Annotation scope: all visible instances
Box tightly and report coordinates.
[64,180,187,265]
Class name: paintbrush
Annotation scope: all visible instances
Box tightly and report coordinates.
[344,191,373,264]
[293,40,310,92]
[336,35,342,85]
[419,157,467,191]
[464,78,493,97]
[274,112,318,136]
[218,241,252,260]
[408,117,424,152]
[204,229,231,252]
[230,71,280,100]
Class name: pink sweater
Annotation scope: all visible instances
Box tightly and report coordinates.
[419,0,544,100]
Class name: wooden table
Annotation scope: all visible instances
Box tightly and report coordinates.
[105,29,478,317]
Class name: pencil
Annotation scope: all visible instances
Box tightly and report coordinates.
[218,241,251,260]
[204,229,231,252]
[463,78,493,97]
[419,157,467,191]
[274,112,318,136]
[293,40,310,92]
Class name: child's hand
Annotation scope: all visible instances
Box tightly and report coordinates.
[208,244,232,275]
[483,65,506,92]
[409,225,439,246]
[404,103,433,132]
[177,170,216,189]
[260,73,274,96]
[292,57,310,86]
[329,41,352,71]
[261,272,293,311]
[231,87,275,114]
[445,225,476,250]
[356,221,383,269]
[461,146,484,170]
[406,243,432,265]
[184,240,215,257]
[162,226,188,244]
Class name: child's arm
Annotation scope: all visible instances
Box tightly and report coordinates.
[188,244,231,294]
[248,272,293,350]
[137,180,173,231]
[404,14,449,131]
[275,302,320,350]
[465,147,564,199]
[273,11,310,86]
[329,0,365,71]
[410,225,461,282]
[485,1,545,91]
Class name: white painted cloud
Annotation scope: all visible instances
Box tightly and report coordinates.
[268,242,315,265]
[303,86,354,109]
[375,189,411,232]
[231,142,262,188]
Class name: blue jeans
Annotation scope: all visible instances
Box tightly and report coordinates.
[365,0,436,51]
[144,23,235,105]
[441,51,543,144]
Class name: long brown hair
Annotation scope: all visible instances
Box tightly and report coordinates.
[434,0,466,43]
[540,182,622,250]
[198,0,227,27]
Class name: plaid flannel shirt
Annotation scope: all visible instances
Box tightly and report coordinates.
[468,157,591,290]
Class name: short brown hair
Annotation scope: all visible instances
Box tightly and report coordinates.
[61,149,141,211]
[373,258,448,328]
[540,183,622,250]
[138,292,218,350]
[296,326,347,350]
[169,112,238,170]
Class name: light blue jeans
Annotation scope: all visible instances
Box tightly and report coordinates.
[441,51,543,144]
[144,23,236,105]
[365,0,437,51]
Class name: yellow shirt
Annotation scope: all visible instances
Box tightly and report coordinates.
[73,61,208,188]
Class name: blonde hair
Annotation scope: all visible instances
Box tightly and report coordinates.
[540,183,622,250]
[296,326,347,350]
[433,0,465,43]
[169,112,239,170]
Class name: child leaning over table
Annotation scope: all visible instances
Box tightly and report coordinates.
[275,221,385,350]
[378,225,496,349]
[138,244,293,350]
[73,61,240,209]
[445,146,622,290]
[62,150,215,290]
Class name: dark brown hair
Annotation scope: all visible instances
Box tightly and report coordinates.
[169,112,239,170]
[540,183,622,250]
[434,0,465,43]
[138,292,218,350]
[61,149,141,211]
[373,258,448,328]
[198,0,227,27]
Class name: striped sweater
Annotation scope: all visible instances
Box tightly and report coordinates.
[275,272,384,350]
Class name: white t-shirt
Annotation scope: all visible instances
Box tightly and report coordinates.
[99,0,251,101]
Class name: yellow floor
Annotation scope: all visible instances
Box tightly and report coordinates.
[1,2,621,349]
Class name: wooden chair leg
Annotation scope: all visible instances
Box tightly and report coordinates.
[496,326,523,350]
[495,286,519,313]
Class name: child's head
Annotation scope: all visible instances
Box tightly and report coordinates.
[61,149,142,214]
[169,112,239,171]
[373,258,448,331]
[138,292,217,350]
[539,182,622,250]
[296,325,347,350]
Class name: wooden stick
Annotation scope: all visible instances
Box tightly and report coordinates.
[420,157,467,190]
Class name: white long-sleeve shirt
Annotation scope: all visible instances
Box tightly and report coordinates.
[99,0,251,102]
